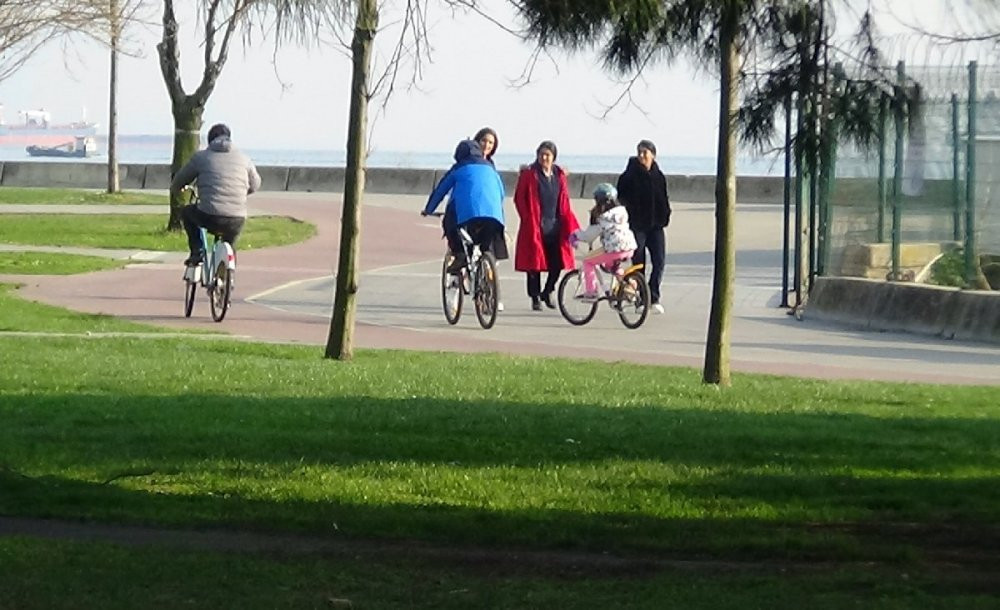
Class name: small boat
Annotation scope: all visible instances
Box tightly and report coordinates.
[26,136,98,158]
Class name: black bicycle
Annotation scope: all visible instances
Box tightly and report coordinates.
[426,212,501,329]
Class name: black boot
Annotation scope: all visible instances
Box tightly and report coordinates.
[540,291,555,309]
[531,296,542,311]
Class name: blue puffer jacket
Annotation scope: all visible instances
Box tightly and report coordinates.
[423,140,505,226]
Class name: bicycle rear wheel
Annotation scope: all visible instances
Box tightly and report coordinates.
[184,279,197,318]
[557,270,598,326]
[209,262,233,322]
[441,252,463,325]
[473,252,499,330]
[616,270,650,329]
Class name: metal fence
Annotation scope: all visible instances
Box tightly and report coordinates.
[821,62,1000,290]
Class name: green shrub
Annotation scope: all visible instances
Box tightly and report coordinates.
[928,248,966,287]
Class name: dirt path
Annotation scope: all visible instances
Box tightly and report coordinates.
[3,515,999,588]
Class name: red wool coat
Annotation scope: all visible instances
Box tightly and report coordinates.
[513,166,580,272]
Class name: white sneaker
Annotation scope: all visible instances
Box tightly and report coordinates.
[497,301,504,312]
[651,303,665,315]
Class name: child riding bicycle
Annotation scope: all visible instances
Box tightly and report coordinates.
[569,183,638,302]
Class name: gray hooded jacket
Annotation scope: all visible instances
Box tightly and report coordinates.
[171,136,261,218]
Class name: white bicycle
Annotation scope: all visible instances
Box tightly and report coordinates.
[183,227,236,322]
[181,189,237,322]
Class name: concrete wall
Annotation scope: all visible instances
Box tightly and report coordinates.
[0,160,788,204]
[1,162,146,189]
[807,276,1000,344]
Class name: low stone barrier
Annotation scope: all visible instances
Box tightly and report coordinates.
[0,160,788,204]
[367,168,436,195]
[807,276,1000,344]
[1,162,145,189]
[256,166,290,192]
[142,164,172,189]
[286,166,345,192]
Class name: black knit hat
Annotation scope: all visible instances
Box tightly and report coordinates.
[208,123,231,142]
[536,140,558,161]
[637,139,657,156]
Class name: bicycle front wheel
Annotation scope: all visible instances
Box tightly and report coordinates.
[441,252,463,325]
[557,270,598,326]
[210,263,233,322]
[473,252,499,330]
[184,278,197,318]
[616,270,650,329]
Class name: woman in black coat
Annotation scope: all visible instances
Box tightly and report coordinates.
[616,139,671,314]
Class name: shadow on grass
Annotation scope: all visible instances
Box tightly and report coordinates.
[2,392,999,563]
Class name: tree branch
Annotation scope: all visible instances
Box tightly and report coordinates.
[156,0,185,103]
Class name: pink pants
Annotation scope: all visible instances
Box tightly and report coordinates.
[582,250,633,295]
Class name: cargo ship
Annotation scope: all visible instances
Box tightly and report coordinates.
[0,106,98,146]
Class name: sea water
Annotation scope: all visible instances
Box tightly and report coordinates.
[0,135,788,176]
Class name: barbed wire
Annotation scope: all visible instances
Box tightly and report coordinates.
[831,31,1000,100]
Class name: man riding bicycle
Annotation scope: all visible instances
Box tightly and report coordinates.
[170,123,262,266]
[422,139,505,273]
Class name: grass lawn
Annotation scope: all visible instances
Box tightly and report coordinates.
[0,213,315,251]
[2,334,998,557]
[0,252,126,275]
[0,187,168,205]
[1,293,997,606]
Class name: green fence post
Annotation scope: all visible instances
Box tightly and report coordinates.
[952,93,962,241]
[965,61,978,287]
[809,146,819,281]
[818,63,843,277]
[877,95,888,243]
[781,94,793,307]
[794,91,809,307]
[891,61,905,281]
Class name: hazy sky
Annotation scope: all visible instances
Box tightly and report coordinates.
[0,1,966,158]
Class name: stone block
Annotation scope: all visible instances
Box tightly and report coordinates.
[143,164,173,189]
[1,162,105,188]
[286,167,345,193]
[367,168,436,195]
[255,166,290,192]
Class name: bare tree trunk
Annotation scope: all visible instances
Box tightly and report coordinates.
[166,103,203,230]
[106,14,120,194]
[325,0,377,360]
[703,8,739,387]
[155,0,226,231]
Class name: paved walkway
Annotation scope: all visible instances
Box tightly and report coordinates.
[3,193,999,385]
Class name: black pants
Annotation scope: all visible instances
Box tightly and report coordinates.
[444,205,508,260]
[442,203,462,256]
[526,234,563,298]
[632,226,666,303]
[182,205,245,257]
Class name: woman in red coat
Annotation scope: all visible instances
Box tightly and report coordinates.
[514,140,580,311]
